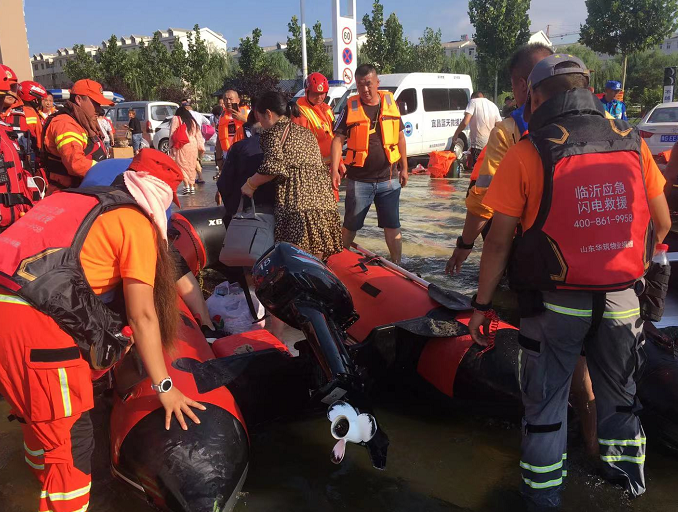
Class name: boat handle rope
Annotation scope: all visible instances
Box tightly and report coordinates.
[475,310,500,358]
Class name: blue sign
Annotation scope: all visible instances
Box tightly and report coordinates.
[342,48,353,65]
[404,121,413,137]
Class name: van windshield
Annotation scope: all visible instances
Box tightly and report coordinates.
[333,87,398,116]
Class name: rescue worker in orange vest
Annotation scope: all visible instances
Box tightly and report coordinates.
[469,54,671,510]
[331,64,408,264]
[0,64,30,157]
[0,149,205,512]
[17,80,49,177]
[216,89,249,177]
[292,72,344,201]
[43,79,111,190]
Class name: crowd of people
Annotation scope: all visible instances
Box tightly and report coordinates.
[0,41,669,512]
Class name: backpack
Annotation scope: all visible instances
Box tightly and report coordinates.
[171,122,190,149]
[201,123,216,141]
[0,126,44,232]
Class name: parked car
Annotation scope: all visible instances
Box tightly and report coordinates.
[293,80,349,110]
[333,73,473,159]
[637,101,678,166]
[106,101,178,146]
[152,113,216,154]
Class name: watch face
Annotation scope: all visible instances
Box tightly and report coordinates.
[161,379,172,392]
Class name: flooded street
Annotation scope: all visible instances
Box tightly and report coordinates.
[1,163,677,511]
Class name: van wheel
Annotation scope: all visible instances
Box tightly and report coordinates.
[158,138,170,154]
[452,139,468,169]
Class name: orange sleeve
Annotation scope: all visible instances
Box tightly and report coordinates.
[482,141,533,219]
[47,117,94,177]
[81,208,158,294]
[291,114,310,130]
[641,140,667,200]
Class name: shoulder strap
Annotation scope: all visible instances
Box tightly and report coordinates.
[280,121,292,149]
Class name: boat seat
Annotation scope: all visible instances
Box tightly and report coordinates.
[212,329,290,358]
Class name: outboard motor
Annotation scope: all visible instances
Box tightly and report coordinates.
[253,243,388,469]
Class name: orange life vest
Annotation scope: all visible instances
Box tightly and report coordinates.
[509,90,652,292]
[218,107,249,152]
[344,91,401,167]
[294,97,335,161]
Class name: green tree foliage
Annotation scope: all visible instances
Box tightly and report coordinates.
[580,0,678,88]
[64,44,102,83]
[442,54,478,85]
[285,17,331,77]
[138,33,174,99]
[361,2,416,73]
[383,13,412,72]
[238,28,269,76]
[98,35,128,85]
[170,39,188,81]
[558,44,621,92]
[266,51,298,80]
[411,28,444,73]
[468,0,531,101]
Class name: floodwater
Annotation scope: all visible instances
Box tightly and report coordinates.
[1,163,677,512]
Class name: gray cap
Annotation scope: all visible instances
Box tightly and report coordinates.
[527,53,590,90]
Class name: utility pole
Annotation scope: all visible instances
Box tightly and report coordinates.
[300,0,308,81]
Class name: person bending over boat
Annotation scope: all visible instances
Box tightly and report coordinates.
[469,54,670,510]
[241,91,343,261]
[0,149,205,512]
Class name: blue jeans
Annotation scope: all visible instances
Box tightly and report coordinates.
[131,133,143,152]
[343,178,401,231]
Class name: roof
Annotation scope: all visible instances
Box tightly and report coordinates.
[443,40,473,49]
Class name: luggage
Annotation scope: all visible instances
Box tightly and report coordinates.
[219,196,274,268]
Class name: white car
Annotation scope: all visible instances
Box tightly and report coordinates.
[637,102,678,166]
[293,80,349,110]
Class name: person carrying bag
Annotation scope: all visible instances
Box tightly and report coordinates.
[219,195,275,267]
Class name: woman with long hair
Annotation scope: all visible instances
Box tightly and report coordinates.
[170,105,204,195]
[0,149,205,512]
[241,91,342,260]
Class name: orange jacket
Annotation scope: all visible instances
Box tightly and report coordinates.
[292,97,335,162]
[22,104,43,149]
[43,112,107,189]
[218,107,249,152]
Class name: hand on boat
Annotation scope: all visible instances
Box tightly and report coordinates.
[445,248,472,275]
[468,310,491,347]
[159,388,207,430]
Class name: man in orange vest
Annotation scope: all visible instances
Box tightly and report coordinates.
[0,65,30,152]
[331,64,408,264]
[17,81,49,176]
[216,89,249,177]
[292,72,343,201]
[43,79,112,190]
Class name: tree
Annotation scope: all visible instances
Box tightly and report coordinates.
[266,51,298,79]
[99,35,129,86]
[64,44,102,84]
[285,17,331,77]
[412,28,444,73]
[468,0,531,101]
[238,28,268,76]
[138,32,174,99]
[361,1,412,73]
[170,39,188,82]
[580,0,678,89]
[442,54,478,86]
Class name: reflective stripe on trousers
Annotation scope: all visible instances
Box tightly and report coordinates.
[518,289,646,509]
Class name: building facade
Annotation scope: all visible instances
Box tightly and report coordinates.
[31,27,227,89]
[443,31,553,61]
[0,0,33,81]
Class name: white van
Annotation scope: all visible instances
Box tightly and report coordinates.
[293,80,349,111]
[334,73,473,159]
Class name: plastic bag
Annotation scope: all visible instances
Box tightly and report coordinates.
[428,151,457,178]
[206,281,265,334]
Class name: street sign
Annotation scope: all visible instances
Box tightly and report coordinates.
[343,68,353,84]
[342,27,352,45]
[342,48,353,65]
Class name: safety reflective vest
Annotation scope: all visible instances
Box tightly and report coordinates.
[344,91,401,167]
[295,96,335,161]
[509,89,652,292]
[0,187,141,369]
[43,110,108,189]
[218,107,249,152]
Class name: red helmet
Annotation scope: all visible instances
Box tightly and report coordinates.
[305,72,329,94]
[0,64,18,93]
[18,80,47,102]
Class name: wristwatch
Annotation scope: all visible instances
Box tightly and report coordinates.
[456,236,474,250]
[471,294,492,312]
[151,376,173,394]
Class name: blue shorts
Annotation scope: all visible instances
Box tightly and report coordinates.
[131,133,143,152]
[343,178,401,231]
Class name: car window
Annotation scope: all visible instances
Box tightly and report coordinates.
[151,105,176,121]
[116,108,128,121]
[449,89,470,110]
[647,107,678,123]
[423,89,449,112]
[396,88,417,113]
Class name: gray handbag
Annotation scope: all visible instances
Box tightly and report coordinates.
[219,196,275,267]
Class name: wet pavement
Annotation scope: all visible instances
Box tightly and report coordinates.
[1,162,676,511]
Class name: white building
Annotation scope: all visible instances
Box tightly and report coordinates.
[657,33,678,55]
[31,27,227,89]
[443,31,553,61]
